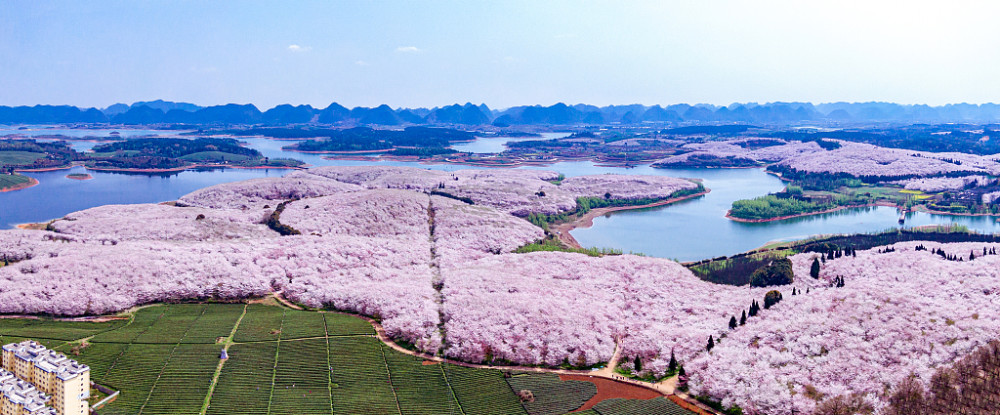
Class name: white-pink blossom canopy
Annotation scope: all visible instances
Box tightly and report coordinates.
[655,139,1000,180]
[0,166,695,352]
[2,166,995,414]
[686,242,1000,414]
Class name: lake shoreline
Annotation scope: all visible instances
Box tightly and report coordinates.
[553,188,712,249]
[0,176,39,192]
[16,162,305,175]
[912,204,1000,218]
[725,202,899,223]
[84,163,306,173]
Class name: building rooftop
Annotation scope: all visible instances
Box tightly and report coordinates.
[0,368,51,412]
[3,340,90,381]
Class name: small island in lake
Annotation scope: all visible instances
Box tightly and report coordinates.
[66,173,93,180]
[0,137,305,174]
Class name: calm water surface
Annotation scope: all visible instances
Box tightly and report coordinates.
[3,134,998,260]
[568,167,1000,260]
[450,132,570,153]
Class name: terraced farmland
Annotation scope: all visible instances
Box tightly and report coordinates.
[1,303,574,415]
[206,342,276,415]
[589,397,694,415]
[0,317,126,341]
[444,365,529,415]
[506,372,597,415]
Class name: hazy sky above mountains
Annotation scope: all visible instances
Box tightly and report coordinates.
[2,1,999,109]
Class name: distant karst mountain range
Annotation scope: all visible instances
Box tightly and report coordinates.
[4,100,1000,126]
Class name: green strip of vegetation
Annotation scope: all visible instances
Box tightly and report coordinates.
[0,173,33,190]
[688,225,1000,286]
[729,194,836,220]
[431,189,475,205]
[515,236,623,257]
[266,199,302,236]
[528,185,705,230]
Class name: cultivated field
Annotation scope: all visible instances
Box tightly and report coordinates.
[0,150,45,167]
[0,173,34,190]
[0,302,681,415]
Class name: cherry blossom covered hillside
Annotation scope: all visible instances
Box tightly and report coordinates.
[8,165,998,414]
[655,139,1000,179]
[687,241,1000,415]
[440,252,761,367]
[653,140,823,167]
[178,176,363,209]
[279,189,431,238]
[430,195,545,267]
[293,166,699,215]
[775,142,1000,179]
[890,175,991,192]
[49,203,277,242]
[1,166,695,353]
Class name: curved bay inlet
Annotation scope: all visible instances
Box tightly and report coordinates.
[5,135,1000,260]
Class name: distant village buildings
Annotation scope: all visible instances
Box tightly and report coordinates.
[1,341,89,415]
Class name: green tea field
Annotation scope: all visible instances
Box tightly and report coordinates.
[0,302,688,415]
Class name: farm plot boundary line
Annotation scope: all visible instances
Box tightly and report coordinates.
[199,303,249,415]
[137,305,208,415]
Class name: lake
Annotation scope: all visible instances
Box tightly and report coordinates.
[3,134,999,261]
[567,167,1000,261]
[450,132,570,153]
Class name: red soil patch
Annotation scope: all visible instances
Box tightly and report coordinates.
[421,360,441,366]
[559,374,662,412]
[668,395,715,415]
[15,222,48,230]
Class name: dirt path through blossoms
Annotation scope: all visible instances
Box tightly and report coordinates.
[270,291,304,310]
[552,190,710,249]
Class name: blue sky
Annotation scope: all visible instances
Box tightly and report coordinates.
[2,1,1000,109]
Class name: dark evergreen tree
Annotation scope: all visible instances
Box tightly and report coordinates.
[678,365,686,377]
[634,355,642,372]
[729,316,737,330]
[749,258,794,287]
[739,310,747,326]
[763,290,783,309]
[668,350,677,373]
[810,257,821,279]
[706,336,715,352]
